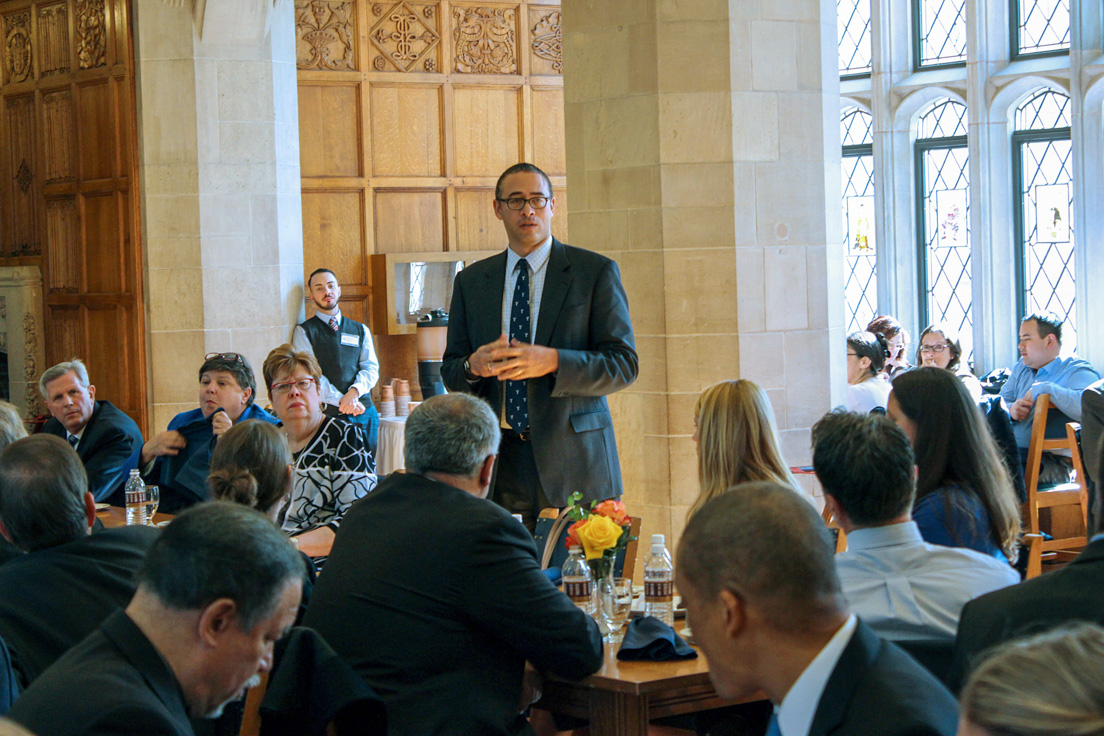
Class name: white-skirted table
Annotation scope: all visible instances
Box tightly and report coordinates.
[377,415,407,475]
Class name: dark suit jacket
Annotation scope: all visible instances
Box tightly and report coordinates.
[441,240,638,505]
[8,609,193,736]
[302,472,603,736]
[43,400,143,504]
[948,538,1104,692]
[0,525,158,687]
[809,621,958,736]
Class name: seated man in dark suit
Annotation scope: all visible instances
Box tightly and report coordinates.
[9,503,302,736]
[677,483,958,736]
[0,435,158,687]
[303,393,602,736]
[40,358,143,504]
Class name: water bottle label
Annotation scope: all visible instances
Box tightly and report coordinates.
[645,581,673,602]
[564,580,591,603]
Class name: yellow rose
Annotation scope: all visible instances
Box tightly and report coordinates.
[576,515,623,560]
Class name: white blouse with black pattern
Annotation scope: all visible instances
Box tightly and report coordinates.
[282,416,376,535]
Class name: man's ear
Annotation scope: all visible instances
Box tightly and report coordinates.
[492,198,504,221]
[84,492,97,532]
[719,589,746,639]
[478,455,496,498]
[241,387,253,405]
[197,598,239,647]
[87,384,96,402]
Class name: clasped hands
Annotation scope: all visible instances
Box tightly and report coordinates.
[468,333,558,381]
[1009,389,1036,421]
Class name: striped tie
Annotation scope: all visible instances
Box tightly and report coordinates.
[329,316,339,331]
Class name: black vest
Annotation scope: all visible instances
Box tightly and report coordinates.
[298,316,373,408]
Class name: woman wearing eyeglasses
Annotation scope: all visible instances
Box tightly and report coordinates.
[263,344,376,559]
[846,331,892,414]
[140,352,279,513]
[915,323,983,401]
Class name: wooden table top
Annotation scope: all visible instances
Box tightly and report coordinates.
[96,505,175,529]
[578,632,715,695]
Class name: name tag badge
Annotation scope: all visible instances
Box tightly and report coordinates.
[340,333,360,347]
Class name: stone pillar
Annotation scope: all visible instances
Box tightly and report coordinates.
[133,0,303,431]
[563,0,843,556]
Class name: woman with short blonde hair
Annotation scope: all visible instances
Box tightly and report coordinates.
[690,380,797,518]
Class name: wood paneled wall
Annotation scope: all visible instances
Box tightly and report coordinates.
[296,0,566,386]
[0,0,145,429]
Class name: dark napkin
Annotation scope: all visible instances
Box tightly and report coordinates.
[616,616,698,661]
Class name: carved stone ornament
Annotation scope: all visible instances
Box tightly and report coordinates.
[531,10,561,73]
[295,0,355,71]
[368,2,440,73]
[453,7,516,74]
[22,311,42,418]
[14,159,31,194]
[4,12,32,84]
[75,0,107,69]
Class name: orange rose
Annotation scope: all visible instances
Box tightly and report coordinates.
[564,519,586,550]
[592,499,629,526]
[576,515,624,560]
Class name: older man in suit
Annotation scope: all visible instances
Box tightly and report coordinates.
[677,483,958,736]
[442,163,638,526]
[9,503,302,736]
[40,358,143,504]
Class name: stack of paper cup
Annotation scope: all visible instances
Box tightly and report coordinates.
[379,383,395,418]
[395,379,411,416]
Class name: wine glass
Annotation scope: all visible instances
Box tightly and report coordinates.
[145,486,160,525]
[600,577,634,644]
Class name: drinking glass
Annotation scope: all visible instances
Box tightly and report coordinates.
[600,577,634,644]
[145,485,160,524]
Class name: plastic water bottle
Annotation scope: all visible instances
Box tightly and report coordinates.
[562,546,594,616]
[124,469,147,526]
[644,534,675,626]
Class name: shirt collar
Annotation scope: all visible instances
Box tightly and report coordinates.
[505,235,552,274]
[69,425,86,443]
[843,521,923,551]
[314,306,342,322]
[777,615,858,736]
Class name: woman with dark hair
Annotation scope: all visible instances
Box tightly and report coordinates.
[887,367,1021,561]
[867,314,911,378]
[847,331,891,413]
[916,323,983,400]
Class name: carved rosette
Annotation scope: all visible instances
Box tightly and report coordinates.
[368,2,440,73]
[530,10,561,74]
[75,0,107,69]
[4,12,32,84]
[453,7,516,74]
[295,0,356,71]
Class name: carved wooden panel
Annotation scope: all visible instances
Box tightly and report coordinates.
[528,7,560,75]
[453,86,520,177]
[453,6,517,74]
[296,0,356,71]
[369,85,441,176]
[368,1,439,73]
[78,80,114,180]
[38,4,70,77]
[48,306,84,364]
[298,83,361,177]
[454,188,499,250]
[82,193,121,293]
[75,0,107,69]
[302,190,365,285]
[43,89,75,182]
[374,189,444,252]
[83,305,130,402]
[6,95,37,255]
[3,11,32,85]
[46,198,79,293]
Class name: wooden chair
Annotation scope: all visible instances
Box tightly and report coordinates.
[1023,394,1089,563]
[821,504,848,553]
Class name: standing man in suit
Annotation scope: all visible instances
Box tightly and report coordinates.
[292,268,380,458]
[304,394,602,736]
[9,503,303,736]
[40,358,143,504]
[677,483,958,736]
[442,163,638,525]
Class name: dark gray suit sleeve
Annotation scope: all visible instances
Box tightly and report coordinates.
[83,417,143,502]
[1081,379,1104,483]
[552,259,638,398]
[463,515,603,679]
[441,272,485,395]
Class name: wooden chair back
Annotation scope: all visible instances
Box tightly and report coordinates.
[1023,394,1088,560]
[821,503,848,553]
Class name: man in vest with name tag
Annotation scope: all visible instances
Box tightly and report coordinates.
[292,268,380,461]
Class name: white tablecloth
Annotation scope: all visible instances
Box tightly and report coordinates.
[378,415,407,475]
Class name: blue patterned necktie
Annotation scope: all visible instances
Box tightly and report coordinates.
[765,711,781,736]
[506,259,530,432]
[67,434,79,449]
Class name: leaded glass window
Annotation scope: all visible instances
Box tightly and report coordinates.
[1013,90,1076,350]
[914,0,967,67]
[839,0,872,77]
[842,106,876,333]
[1014,0,1071,57]
[916,98,972,348]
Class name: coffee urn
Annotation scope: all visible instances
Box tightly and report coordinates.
[416,309,448,398]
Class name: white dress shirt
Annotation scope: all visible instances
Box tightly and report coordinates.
[835,521,1018,642]
[501,235,552,340]
[776,614,858,736]
[291,307,380,406]
[846,375,890,414]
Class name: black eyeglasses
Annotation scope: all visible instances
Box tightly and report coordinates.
[496,196,550,211]
[205,352,245,364]
[919,344,949,354]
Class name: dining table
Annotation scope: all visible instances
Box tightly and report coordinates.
[95,505,175,529]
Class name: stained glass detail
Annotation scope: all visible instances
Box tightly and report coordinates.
[842,107,876,334]
[839,0,872,76]
[917,0,967,66]
[1016,0,1070,55]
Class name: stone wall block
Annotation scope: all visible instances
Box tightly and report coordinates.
[755,160,828,245]
[631,336,669,393]
[662,248,739,335]
[217,61,276,122]
[145,195,201,239]
[201,265,282,330]
[737,331,786,388]
[220,122,275,164]
[147,269,204,331]
[657,20,731,94]
[658,92,733,164]
[730,92,779,160]
[734,246,766,332]
[151,330,206,404]
[764,245,809,330]
[751,21,797,91]
[664,333,740,389]
[661,205,738,249]
[660,163,735,208]
[138,59,199,165]
[146,237,202,270]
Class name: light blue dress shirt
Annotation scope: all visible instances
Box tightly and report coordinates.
[1000,355,1100,448]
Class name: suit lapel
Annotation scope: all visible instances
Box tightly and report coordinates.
[479,252,507,345]
[534,239,571,347]
[76,401,104,459]
[807,621,878,736]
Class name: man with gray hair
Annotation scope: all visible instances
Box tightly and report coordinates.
[304,393,602,736]
[677,483,958,736]
[9,502,302,735]
[40,358,143,503]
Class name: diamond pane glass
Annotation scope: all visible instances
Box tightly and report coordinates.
[839,0,872,76]
[917,0,967,66]
[841,106,874,147]
[1016,90,1071,131]
[920,145,973,352]
[917,98,968,139]
[843,153,877,334]
[1017,0,1070,55]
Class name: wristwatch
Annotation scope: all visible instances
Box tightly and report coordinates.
[463,358,478,381]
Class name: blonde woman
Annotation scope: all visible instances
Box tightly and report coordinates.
[690,380,797,518]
